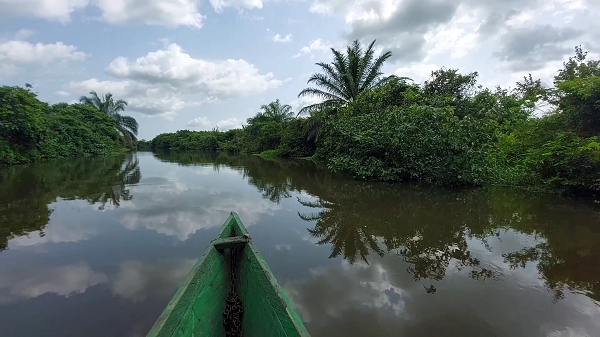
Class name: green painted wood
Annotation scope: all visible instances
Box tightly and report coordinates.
[229,213,310,337]
[146,214,236,337]
[212,236,250,250]
[146,212,310,337]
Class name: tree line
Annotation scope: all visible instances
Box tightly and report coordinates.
[0,87,138,165]
[151,40,600,197]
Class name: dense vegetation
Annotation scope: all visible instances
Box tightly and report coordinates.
[150,41,599,197]
[0,86,138,165]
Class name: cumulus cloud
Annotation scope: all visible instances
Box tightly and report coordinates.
[0,0,203,27]
[186,116,212,128]
[210,0,265,12]
[273,33,292,42]
[95,0,204,28]
[494,25,584,71]
[0,40,87,64]
[215,117,243,130]
[68,43,281,119]
[185,116,243,130]
[305,0,598,88]
[293,38,332,58]
[0,40,87,75]
[394,63,439,83]
[14,29,35,40]
[0,0,88,22]
[291,95,322,115]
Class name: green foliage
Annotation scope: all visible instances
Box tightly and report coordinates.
[136,139,152,150]
[0,86,124,166]
[298,39,397,114]
[79,90,139,148]
[257,149,282,159]
[0,86,48,164]
[320,105,495,185]
[151,130,221,151]
[488,122,600,196]
[41,104,123,158]
[146,44,600,198]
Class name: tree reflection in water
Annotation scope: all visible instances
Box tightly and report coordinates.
[153,151,600,302]
[0,154,141,251]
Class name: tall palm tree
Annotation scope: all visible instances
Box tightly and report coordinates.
[259,99,294,123]
[297,39,396,115]
[79,91,139,146]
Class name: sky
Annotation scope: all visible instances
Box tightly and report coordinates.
[0,0,599,140]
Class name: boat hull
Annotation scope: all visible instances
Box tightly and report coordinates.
[146,212,310,337]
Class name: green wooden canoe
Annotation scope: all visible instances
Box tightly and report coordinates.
[146,212,310,337]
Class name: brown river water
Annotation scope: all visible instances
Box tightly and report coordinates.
[0,151,599,337]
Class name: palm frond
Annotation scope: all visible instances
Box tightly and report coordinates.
[360,50,393,91]
[298,100,341,115]
[298,39,393,114]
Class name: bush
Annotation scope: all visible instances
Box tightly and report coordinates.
[320,105,495,185]
[0,86,123,166]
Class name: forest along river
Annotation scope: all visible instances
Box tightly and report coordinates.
[0,151,599,337]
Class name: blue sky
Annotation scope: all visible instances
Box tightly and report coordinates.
[1,0,599,139]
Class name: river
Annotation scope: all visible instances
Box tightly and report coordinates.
[0,152,599,337]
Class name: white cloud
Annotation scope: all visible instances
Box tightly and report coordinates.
[186,116,211,128]
[14,29,35,40]
[394,63,438,83]
[215,117,243,130]
[301,39,330,53]
[104,44,281,98]
[184,116,243,130]
[273,33,292,42]
[294,38,332,59]
[210,0,265,12]
[68,43,281,119]
[0,40,87,64]
[0,263,107,303]
[291,95,323,115]
[304,0,599,91]
[0,0,203,27]
[95,0,204,28]
[0,0,88,22]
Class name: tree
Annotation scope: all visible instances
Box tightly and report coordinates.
[552,47,600,137]
[297,39,397,115]
[257,99,294,123]
[79,91,139,147]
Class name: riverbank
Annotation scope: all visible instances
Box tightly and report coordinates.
[0,86,138,167]
[148,47,600,198]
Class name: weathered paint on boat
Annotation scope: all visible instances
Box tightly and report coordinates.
[146,212,310,337]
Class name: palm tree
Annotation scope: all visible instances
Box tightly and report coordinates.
[297,39,396,115]
[259,99,294,123]
[79,91,138,147]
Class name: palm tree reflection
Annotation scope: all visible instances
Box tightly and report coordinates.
[0,154,141,250]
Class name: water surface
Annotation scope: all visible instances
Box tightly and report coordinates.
[0,152,599,337]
